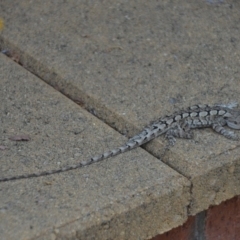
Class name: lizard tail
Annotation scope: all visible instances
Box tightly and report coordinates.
[0,163,85,182]
[87,126,165,164]
[0,127,166,182]
[0,139,143,182]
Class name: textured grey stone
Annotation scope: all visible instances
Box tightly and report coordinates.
[0,54,189,240]
[1,0,240,238]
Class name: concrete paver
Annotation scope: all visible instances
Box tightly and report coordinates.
[1,0,240,238]
[163,132,240,214]
[0,54,190,239]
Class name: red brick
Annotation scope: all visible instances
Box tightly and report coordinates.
[205,196,240,240]
[150,216,195,240]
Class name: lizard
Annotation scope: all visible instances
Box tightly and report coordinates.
[1,102,240,182]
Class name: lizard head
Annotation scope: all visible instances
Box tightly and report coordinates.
[226,115,240,129]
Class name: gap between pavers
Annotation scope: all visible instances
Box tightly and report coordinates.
[1,0,240,224]
[0,54,190,240]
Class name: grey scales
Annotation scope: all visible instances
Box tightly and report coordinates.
[1,102,240,182]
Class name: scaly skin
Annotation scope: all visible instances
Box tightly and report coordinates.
[1,102,240,182]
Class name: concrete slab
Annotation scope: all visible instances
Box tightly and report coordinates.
[0,54,190,239]
[0,0,240,227]
[162,132,240,214]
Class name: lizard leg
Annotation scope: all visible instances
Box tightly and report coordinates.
[160,124,194,160]
[212,123,238,140]
[165,124,194,146]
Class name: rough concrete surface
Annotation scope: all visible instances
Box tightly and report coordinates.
[0,0,240,239]
[164,132,240,214]
[0,54,190,239]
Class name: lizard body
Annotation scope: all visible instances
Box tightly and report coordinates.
[1,102,240,182]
